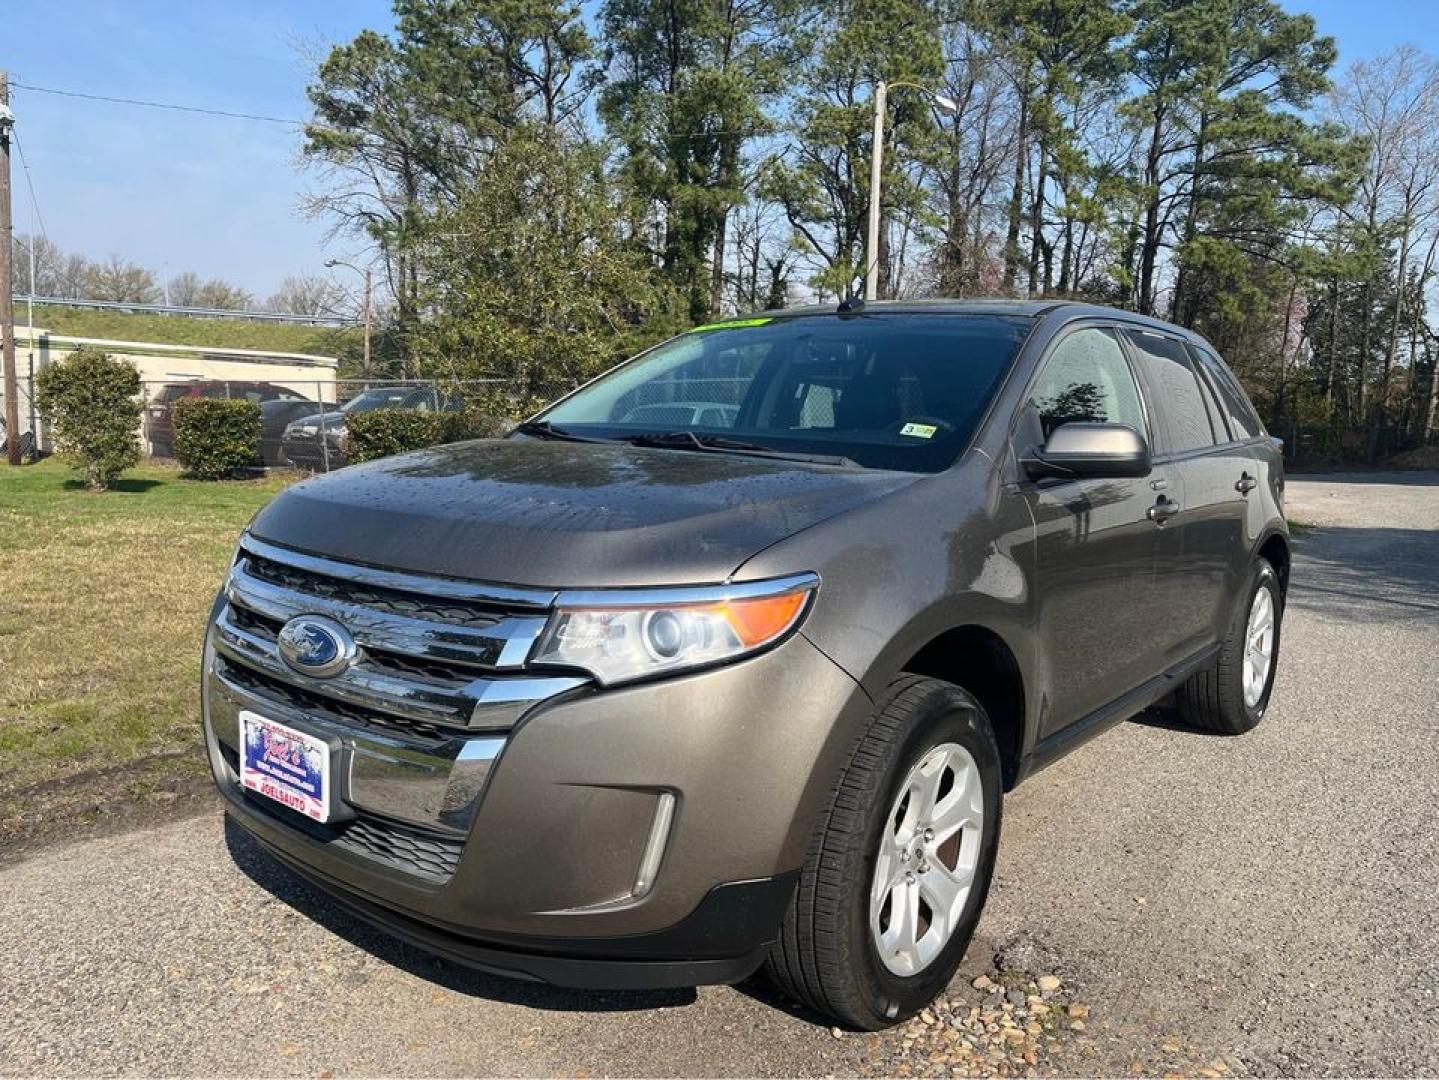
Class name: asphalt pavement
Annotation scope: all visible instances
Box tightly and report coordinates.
[2,472,1436,1077]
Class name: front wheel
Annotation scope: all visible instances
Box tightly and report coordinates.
[766,676,1002,1029]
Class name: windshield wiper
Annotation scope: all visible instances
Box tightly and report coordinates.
[625,430,859,468]
[513,420,614,444]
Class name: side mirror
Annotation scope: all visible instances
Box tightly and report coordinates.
[1022,422,1151,480]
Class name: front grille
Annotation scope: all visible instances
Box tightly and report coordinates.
[208,534,586,880]
[334,816,464,881]
[216,655,451,743]
[245,552,506,629]
[212,535,577,734]
[240,792,464,883]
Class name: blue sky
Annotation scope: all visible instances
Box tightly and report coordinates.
[7,0,1439,302]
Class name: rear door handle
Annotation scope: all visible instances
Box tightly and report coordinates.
[1235,472,1258,495]
[1147,497,1181,524]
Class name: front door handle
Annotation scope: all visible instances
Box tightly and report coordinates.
[1147,496,1181,524]
[1235,472,1258,495]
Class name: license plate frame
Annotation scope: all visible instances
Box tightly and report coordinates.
[239,709,334,823]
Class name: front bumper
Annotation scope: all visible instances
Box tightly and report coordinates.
[203,539,871,986]
[279,431,346,470]
[230,807,796,988]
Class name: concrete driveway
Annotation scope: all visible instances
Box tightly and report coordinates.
[2,472,1436,1077]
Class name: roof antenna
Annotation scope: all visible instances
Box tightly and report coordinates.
[837,276,866,316]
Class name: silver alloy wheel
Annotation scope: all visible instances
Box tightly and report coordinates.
[1243,586,1276,709]
[870,742,985,977]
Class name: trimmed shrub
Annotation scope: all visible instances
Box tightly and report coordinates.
[34,347,142,490]
[347,408,511,464]
[173,398,262,479]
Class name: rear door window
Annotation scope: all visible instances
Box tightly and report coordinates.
[1123,330,1220,454]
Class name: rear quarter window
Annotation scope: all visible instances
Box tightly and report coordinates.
[1190,346,1265,439]
[1123,330,1220,454]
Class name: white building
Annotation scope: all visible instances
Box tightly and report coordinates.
[6,328,340,453]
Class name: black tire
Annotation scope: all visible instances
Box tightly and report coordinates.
[1175,558,1282,735]
[765,675,1003,1029]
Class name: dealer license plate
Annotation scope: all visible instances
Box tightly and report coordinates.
[239,710,331,823]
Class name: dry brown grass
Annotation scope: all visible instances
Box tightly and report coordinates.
[0,458,292,844]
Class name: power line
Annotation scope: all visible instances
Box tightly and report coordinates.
[11,80,302,126]
[12,130,49,245]
[10,80,782,140]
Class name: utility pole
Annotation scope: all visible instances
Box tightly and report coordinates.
[864,81,886,303]
[864,81,958,303]
[362,267,372,376]
[1,70,21,466]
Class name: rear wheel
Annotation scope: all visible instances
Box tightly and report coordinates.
[1175,558,1282,735]
[766,675,1002,1029]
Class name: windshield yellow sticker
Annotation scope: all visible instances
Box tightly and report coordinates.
[690,317,774,333]
[900,422,938,439]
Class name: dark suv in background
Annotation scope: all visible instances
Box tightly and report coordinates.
[278,384,462,470]
[202,300,1287,1029]
[146,380,310,458]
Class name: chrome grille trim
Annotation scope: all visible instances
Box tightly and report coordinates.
[213,656,451,744]
[239,534,556,610]
[228,555,548,669]
[213,603,585,731]
[214,534,589,734]
[205,537,592,879]
[208,649,507,841]
[213,605,475,726]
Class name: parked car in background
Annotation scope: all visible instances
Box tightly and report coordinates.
[620,401,740,427]
[279,385,461,470]
[146,381,309,458]
[204,300,1289,1029]
[260,399,333,466]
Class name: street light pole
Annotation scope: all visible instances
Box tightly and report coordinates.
[864,80,959,303]
[325,259,373,376]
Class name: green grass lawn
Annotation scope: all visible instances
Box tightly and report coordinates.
[0,458,292,847]
[24,303,361,358]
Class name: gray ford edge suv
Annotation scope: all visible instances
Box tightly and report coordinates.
[203,300,1288,1029]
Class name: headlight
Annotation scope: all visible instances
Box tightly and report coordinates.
[530,573,818,686]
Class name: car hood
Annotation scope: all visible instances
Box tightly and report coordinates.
[286,410,345,430]
[247,438,920,588]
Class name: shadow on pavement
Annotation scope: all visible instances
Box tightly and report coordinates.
[1127,701,1234,736]
[1289,526,1439,624]
[1287,470,1439,487]
[223,816,699,1014]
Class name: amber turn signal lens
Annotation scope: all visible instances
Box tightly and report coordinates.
[717,591,809,647]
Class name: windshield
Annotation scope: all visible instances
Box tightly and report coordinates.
[536,313,1032,472]
[341,387,419,414]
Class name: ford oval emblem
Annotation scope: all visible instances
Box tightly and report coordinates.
[277,615,356,678]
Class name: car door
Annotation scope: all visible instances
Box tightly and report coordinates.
[1120,329,1250,661]
[1014,324,1177,738]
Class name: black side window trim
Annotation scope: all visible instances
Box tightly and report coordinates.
[1187,343,1265,443]
[1118,327,1227,458]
